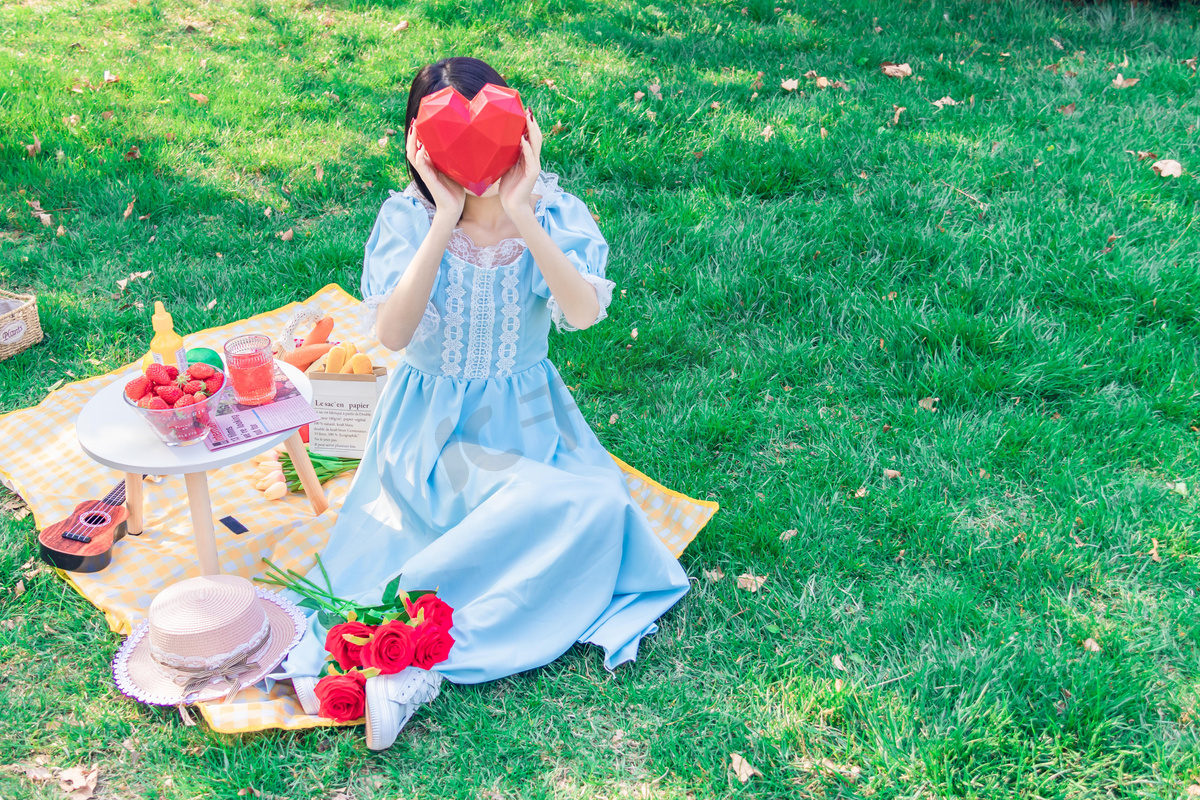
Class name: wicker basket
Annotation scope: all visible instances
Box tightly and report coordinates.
[0,289,44,362]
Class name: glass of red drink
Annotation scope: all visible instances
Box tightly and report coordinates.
[223,334,277,405]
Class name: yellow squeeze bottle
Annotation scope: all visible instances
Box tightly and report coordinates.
[146,301,188,374]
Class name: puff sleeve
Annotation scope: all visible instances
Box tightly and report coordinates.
[352,191,441,343]
[530,191,616,333]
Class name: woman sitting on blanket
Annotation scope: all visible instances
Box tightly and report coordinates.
[272,56,694,750]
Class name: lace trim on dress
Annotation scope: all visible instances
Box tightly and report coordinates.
[353,295,440,344]
[547,272,616,333]
[463,263,497,379]
[446,231,525,268]
[441,261,466,377]
[495,259,522,378]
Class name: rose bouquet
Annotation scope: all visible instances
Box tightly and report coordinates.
[260,555,455,722]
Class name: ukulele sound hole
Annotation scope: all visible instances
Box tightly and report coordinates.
[82,513,109,526]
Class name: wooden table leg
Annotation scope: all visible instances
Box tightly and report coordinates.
[284,431,329,516]
[124,472,143,536]
[183,471,220,576]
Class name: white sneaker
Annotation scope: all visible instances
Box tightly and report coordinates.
[292,676,321,716]
[364,667,444,751]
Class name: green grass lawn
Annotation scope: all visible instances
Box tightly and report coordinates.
[3,0,1200,796]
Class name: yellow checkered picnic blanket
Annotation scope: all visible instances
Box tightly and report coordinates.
[0,283,717,733]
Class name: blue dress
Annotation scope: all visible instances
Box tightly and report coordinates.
[273,173,691,684]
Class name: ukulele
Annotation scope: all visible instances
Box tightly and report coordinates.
[38,477,140,574]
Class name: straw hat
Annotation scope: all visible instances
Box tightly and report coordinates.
[113,575,305,706]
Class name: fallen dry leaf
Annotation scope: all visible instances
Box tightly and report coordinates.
[648,83,662,100]
[1150,538,1162,562]
[1111,73,1139,89]
[1126,150,1158,160]
[14,580,24,596]
[918,396,939,412]
[1058,102,1076,115]
[761,125,774,141]
[820,126,828,138]
[834,677,845,691]
[101,110,114,120]
[736,573,766,592]
[20,764,54,782]
[25,134,42,158]
[832,654,847,671]
[854,486,868,498]
[58,765,99,800]
[633,90,645,102]
[206,299,218,311]
[103,70,119,84]
[1151,159,1182,178]
[881,62,913,78]
[314,164,324,181]
[279,229,294,241]
[703,566,724,582]
[883,469,902,480]
[123,196,136,220]
[26,199,52,227]
[115,270,152,293]
[781,78,799,92]
[891,104,906,125]
[630,327,638,339]
[931,96,958,110]
[56,224,66,237]
[189,92,209,105]
[608,413,619,424]
[64,114,81,127]
[392,20,409,32]
[1168,480,1188,497]
[779,528,797,542]
[1083,637,1101,652]
[730,753,762,784]
[124,145,141,161]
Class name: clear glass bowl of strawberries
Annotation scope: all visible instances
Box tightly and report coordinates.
[123,362,227,446]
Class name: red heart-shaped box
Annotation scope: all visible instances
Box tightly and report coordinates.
[413,84,527,196]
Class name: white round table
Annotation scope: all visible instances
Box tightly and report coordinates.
[76,360,329,575]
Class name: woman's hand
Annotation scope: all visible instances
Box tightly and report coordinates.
[406,124,466,220]
[498,110,542,219]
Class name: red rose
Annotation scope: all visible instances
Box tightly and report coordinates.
[314,671,366,722]
[324,620,375,670]
[362,620,416,675]
[410,622,454,669]
[404,594,454,630]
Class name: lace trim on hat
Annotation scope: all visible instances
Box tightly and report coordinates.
[112,588,307,708]
[148,615,271,673]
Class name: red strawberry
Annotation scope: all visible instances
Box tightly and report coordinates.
[205,373,224,393]
[137,396,156,409]
[166,365,180,381]
[156,384,184,405]
[187,363,216,380]
[145,363,172,386]
[125,376,151,401]
[147,397,169,410]
[174,394,198,408]
[182,380,205,395]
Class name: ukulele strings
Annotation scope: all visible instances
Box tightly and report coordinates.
[58,481,127,542]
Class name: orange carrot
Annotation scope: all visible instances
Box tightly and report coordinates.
[282,342,334,371]
[302,315,334,347]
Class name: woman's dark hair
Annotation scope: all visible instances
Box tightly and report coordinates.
[405,57,508,206]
